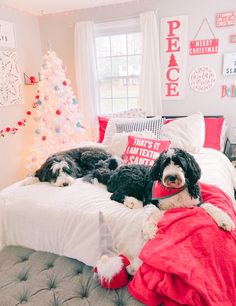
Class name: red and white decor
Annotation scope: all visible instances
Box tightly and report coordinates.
[230,35,236,43]
[216,11,236,27]
[160,15,188,100]
[189,66,216,93]
[189,18,219,55]
[221,85,236,98]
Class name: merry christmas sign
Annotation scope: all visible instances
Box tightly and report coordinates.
[189,18,219,55]
[161,15,188,100]
[189,66,216,92]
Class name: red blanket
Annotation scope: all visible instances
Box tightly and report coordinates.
[129,183,236,306]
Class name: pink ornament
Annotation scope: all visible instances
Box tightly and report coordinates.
[56,109,62,115]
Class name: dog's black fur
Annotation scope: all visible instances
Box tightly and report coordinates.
[150,148,202,201]
[85,159,154,205]
[35,146,111,186]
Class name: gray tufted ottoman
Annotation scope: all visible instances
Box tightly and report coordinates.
[0,246,144,306]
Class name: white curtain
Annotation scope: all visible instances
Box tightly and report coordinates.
[138,11,162,116]
[75,21,98,140]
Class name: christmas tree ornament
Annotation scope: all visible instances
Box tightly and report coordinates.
[42,136,47,141]
[18,121,23,126]
[6,127,11,132]
[72,98,78,104]
[56,109,61,115]
[37,100,42,106]
[76,122,81,128]
[26,111,32,116]
[54,85,60,91]
[94,212,130,289]
[62,80,67,86]
[35,128,41,134]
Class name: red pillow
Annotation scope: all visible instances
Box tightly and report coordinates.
[97,116,109,143]
[123,136,171,166]
[204,117,224,151]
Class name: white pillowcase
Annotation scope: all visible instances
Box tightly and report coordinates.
[107,130,156,158]
[160,112,205,154]
[103,116,163,146]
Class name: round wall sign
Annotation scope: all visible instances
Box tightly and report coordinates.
[189,66,216,92]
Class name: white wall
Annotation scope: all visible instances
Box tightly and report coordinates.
[38,0,236,124]
[0,7,42,189]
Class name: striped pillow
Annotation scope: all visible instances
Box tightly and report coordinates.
[116,117,164,139]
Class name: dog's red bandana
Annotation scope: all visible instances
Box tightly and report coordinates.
[152,181,186,200]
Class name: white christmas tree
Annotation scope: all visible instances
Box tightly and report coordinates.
[27,50,85,172]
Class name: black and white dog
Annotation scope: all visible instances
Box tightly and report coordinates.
[24,147,111,187]
[85,159,154,209]
[143,148,235,240]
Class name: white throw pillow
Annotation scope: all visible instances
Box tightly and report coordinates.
[103,116,163,146]
[107,130,156,158]
[160,112,205,154]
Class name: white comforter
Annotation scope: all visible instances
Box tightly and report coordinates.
[0,148,236,267]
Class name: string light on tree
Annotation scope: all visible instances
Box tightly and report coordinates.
[27,50,85,172]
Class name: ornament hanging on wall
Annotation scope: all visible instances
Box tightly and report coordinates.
[189,66,216,92]
[215,11,235,27]
[189,18,219,55]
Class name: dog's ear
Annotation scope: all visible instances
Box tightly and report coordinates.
[150,151,167,181]
[186,153,201,184]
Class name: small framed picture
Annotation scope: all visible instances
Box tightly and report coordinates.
[223,53,236,76]
[0,20,16,49]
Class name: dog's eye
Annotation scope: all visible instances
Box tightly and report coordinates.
[63,167,72,175]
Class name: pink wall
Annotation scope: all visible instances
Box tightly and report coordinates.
[0,7,42,189]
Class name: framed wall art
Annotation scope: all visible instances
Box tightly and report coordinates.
[0,51,23,106]
[0,20,16,49]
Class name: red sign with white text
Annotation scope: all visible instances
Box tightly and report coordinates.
[189,39,219,55]
[123,136,171,166]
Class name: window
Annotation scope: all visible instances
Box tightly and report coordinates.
[96,24,142,114]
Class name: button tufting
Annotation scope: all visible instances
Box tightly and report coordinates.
[47,263,54,269]
[21,256,29,262]
[18,272,28,282]
[48,279,57,290]
[75,269,82,275]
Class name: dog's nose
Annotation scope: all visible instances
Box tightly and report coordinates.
[168,175,176,182]
[63,182,69,187]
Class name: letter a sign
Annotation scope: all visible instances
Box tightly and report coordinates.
[160,16,188,100]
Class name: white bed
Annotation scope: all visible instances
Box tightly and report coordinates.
[0,148,236,269]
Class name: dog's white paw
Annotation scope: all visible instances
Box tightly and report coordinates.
[142,221,158,240]
[201,202,235,231]
[126,257,142,275]
[22,176,39,186]
[124,196,143,209]
[142,209,163,240]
